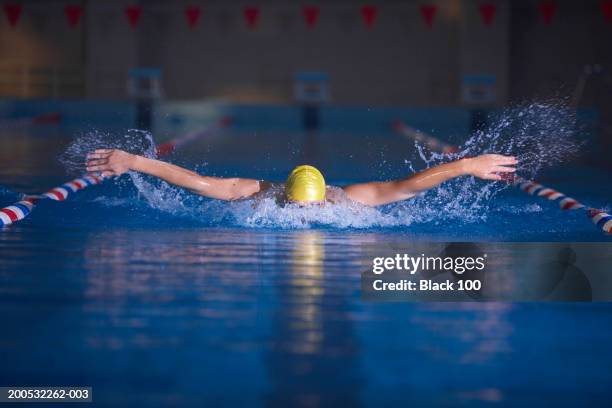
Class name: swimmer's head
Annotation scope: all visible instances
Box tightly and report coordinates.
[285,165,326,204]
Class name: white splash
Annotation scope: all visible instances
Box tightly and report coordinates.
[63,102,581,229]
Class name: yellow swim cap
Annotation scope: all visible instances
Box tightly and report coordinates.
[285,165,326,202]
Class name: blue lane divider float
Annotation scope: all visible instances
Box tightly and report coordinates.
[1,116,232,229]
[391,119,612,234]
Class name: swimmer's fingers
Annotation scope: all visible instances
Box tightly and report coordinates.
[482,173,503,181]
[482,166,515,181]
[86,158,108,166]
[493,166,516,173]
[87,151,112,160]
[94,149,113,154]
[86,165,109,172]
[491,155,518,164]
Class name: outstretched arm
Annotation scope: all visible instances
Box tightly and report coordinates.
[343,154,517,206]
[86,149,264,201]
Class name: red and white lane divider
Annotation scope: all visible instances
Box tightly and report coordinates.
[391,121,611,234]
[392,120,459,154]
[0,174,104,227]
[1,117,232,228]
[512,177,584,210]
[156,116,232,156]
[507,175,612,234]
[0,112,62,129]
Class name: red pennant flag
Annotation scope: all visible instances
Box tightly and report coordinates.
[479,3,496,26]
[303,6,319,29]
[601,0,612,22]
[64,5,83,28]
[125,5,142,29]
[243,6,259,29]
[420,4,437,28]
[3,3,22,27]
[360,5,377,30]
[184,6,201,28]
[539,0,556,25]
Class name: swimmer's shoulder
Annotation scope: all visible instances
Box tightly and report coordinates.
[258,180,273,192]
[326,185,356,205]
[249,181,283,201]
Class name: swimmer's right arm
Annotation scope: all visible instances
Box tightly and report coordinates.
[86,149,265,200]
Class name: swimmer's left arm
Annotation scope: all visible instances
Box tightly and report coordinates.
[343,154,517,206]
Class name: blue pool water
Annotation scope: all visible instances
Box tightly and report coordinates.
[1,116,612,405]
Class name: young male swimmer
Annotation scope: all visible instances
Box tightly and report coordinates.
[86,149,517,206]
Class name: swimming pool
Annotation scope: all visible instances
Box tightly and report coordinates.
[1,116,612,405]
[1,121,610,240]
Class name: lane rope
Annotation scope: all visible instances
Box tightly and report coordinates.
[506,174,612,234]
[392,120,459,154]
[156,116,232,156]
[391,119,611,234]
[1,116,232,228]
[0,112,62,129]
[0,174,105,227]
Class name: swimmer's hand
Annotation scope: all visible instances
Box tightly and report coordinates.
[86,149,135,177]
[461,154,517,181]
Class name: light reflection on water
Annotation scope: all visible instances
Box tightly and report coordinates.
[1,228,612,406]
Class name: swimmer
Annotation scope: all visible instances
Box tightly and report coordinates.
[86,149,517,206]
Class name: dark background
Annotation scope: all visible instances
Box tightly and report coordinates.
[0,0,609,105]
[0,0,611,170]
